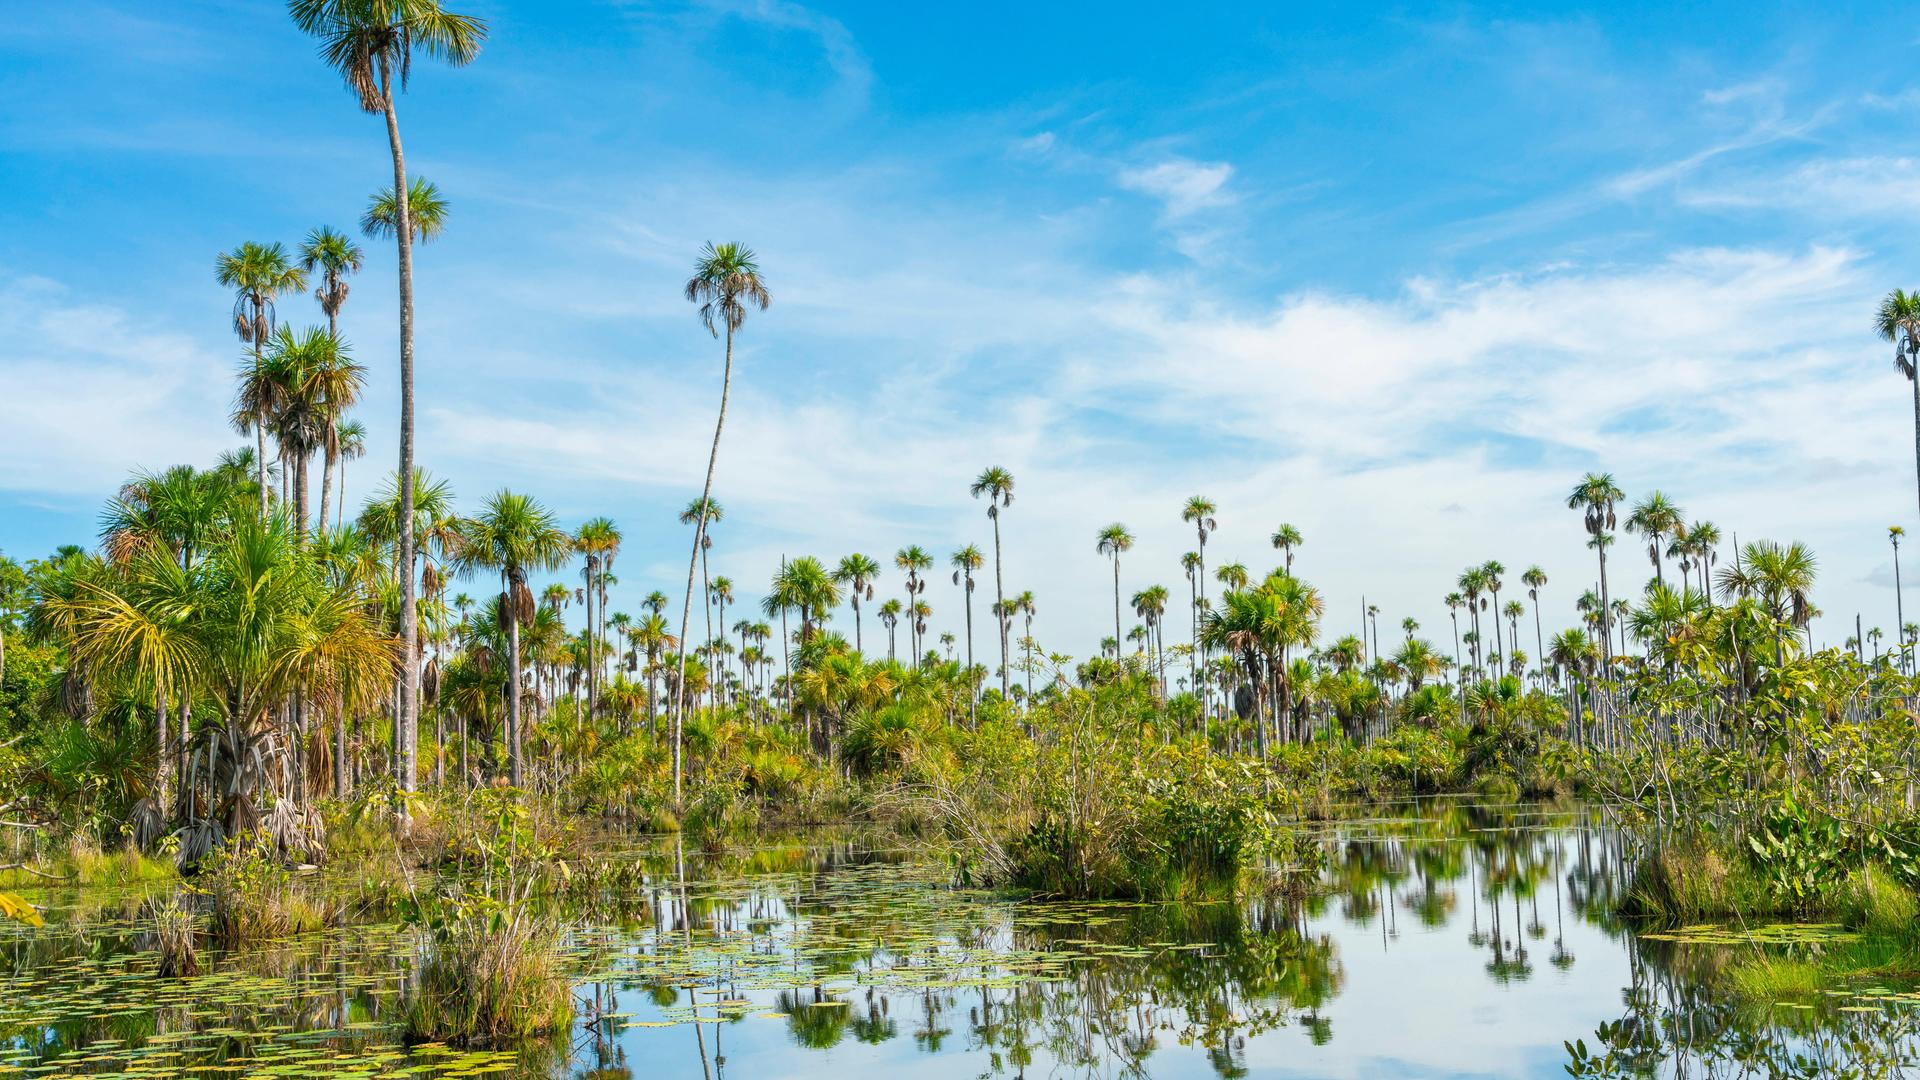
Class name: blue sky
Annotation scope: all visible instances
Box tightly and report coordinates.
[4,1,1920,664]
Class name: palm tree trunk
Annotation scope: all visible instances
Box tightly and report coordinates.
[852,594,863,655]
[508,596,524,787]
[672,323,734,806]
[1531,599,1544,690]
[584,560,596,721]
[963,577,975,723]
[1111,555,1122,651]
[380,63,420,823]
[252,323,269,517]
[1910,362,1920,521]
[991,511,1008,697]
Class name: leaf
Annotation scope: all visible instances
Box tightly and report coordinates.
[0,893,43,927]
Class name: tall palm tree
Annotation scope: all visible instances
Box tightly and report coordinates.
[1568,472,1625,669]
[1457,567,1488,677]
[1182,495,1213,699]
[1095,524,1134,651]
[894,546,933,663]
[670,242,769,804]
[1014,590,1037,700]
[1625,491,1685,587]
[292,0,485,820]
[300,226,364,533]
[216,242,309,516]
[677,498,724,662]
[1892,526,1908,675]
[574,516,621,720]
[950,544,984,709]
[1181,551,1203,704]
[1521,566,1547,687]
[970,466,1016,696]
[1132,583,1170,697]
[334,419,367,532]
[1481,560,1506,671]
[1717,539,1818,664]
[1877,289,1920,518]
[832,553,881,656]
[300,225,363,340]
[453,490,570,787]
[1444,591,1465,712]
[1271,524,1303,573]
[878,599,902,663]
[362,177,450,243]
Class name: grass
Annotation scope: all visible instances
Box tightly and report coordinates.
[403,912,573,1045]
[1727,954,1824,1002]
[0,840,176,891]
[1621,835,1773,921]
[202,845,329,945]
[1841,865,1919,938]
[146,891,200,977]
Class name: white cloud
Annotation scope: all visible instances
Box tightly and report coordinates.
[1117,158,1236,219]
[1682,156,1920,215]
[0,275,231,499]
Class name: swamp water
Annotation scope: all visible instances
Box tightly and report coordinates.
[3,801,1917,1079]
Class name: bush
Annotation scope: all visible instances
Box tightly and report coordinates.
[198,841,327,945]
[404,910,572,1045]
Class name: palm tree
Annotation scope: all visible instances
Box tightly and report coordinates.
[292,0,486,820]
[878,599,902,663]
[1717,540,1818,664]
[1568,473,1625,670]
[1521,566,1547,686]
[575,516,621,719]
[667,243,770,803]
[299,226,364,532]
[1181,551,1204,706]
[1457,567,1488,676]
[1015,590,1037,700]
[1481,561,1506,671]
[1877,290,1920,518]
[216,242,309,516]
[1095,524,1134,651]
[300,225,363,338]
[362,177,451,243]
[453,490,571,787]
[334,419,366,532]
[970,466,1015,696]
[1132,583,1170,697]
[894,546,933,663]
[1625,491,1685,587]
[1182,497,1217,689]
[950,544,984,709]
[1271,524,1303,573]
[52,515,395,848]
[1215,562,1249,592]
[832,554,881,657]
[1444,591,1465,718]
[1892,526,1908,675]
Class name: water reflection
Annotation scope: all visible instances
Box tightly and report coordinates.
[1,803,1916,1079]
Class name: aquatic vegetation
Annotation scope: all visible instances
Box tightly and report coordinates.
[405,909,571,1045]
[146,890,200,976]
[200,841,329,945]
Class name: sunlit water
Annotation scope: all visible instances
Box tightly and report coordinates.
[4,800,1916,1079]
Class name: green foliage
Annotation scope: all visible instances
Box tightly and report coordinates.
[198,840,327,945]
[398,787,572,1045]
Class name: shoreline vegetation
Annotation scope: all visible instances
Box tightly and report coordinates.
[1,0,1920,1061]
